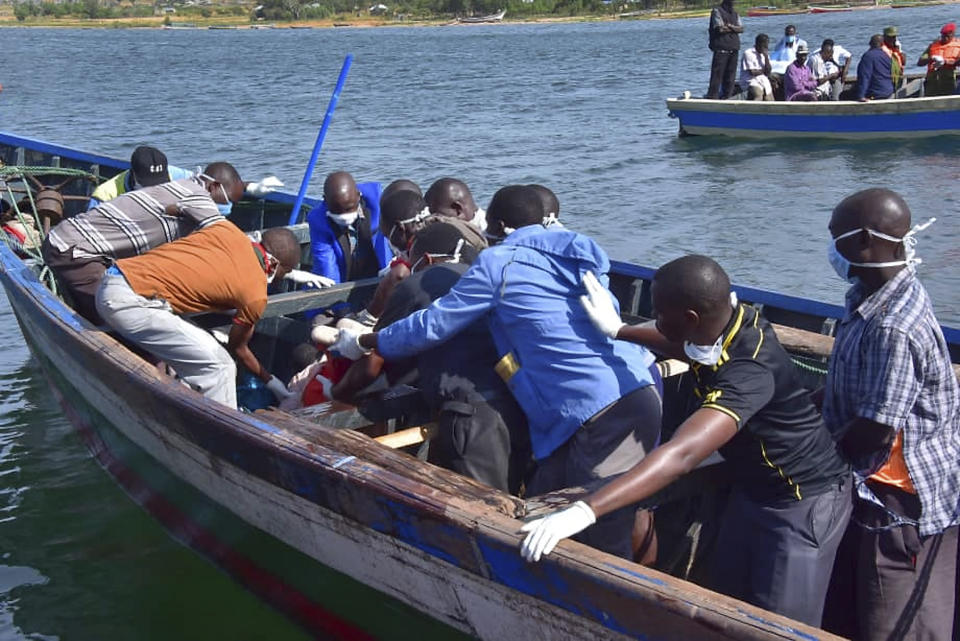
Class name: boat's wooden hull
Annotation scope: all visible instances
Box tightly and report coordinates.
[666,95,960,139]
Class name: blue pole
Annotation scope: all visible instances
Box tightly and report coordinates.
[288,54,353,226]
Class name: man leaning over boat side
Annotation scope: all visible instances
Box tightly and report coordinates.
[41,162,244,325]
[329,184,662,560]
[94,222,300,409]
[820,188,959,641]
[856,35,895,102]
[521,255,853,628]
[706,0,743,99]
[740,34,775,101]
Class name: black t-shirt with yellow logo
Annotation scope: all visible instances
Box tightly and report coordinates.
[692,304,850,502]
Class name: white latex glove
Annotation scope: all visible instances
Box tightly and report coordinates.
[579,270,625,339]
[246,176,284,198]
[265,375,293,401]
[329,328,371,361]
[314,374,334,401]
[520,501,597,562]
[285,269,335,288]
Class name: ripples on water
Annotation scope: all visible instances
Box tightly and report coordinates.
[0,7,958,637]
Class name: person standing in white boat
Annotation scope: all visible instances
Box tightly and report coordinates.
[739,33,775,101]
[706,0,743,99]
[520,255,853,628]
[807,39,852,101]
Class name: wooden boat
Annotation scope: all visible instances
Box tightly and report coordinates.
[2,132,958,640]
[665,79,960,139]
[746,6,809,17]
[457,9,506,23]
[807,4,851,12]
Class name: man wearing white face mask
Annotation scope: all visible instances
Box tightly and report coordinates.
[306,171,393,289]
[524,254,852,627]
[424,177,487,233]
[821,188,959,641]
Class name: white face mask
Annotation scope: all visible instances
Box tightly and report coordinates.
[410,238,465,272]
[829,217,935,280]
[197,170,233,216]
[327,205,361,227]
[683,292,739,366]
[470,207,487,232]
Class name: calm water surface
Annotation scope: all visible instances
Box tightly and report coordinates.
[1,8,959,638]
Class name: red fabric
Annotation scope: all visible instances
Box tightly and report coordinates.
[3,224,26,244]
[942,22,956,35]
[301,355,353,406]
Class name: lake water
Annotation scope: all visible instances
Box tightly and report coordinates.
[1,7,959,638]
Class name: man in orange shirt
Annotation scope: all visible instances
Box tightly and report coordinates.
[917,22,960,96]
[94,221,300,408]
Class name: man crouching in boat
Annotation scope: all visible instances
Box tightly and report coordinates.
[522,255,853,628]
[94,223,300,409]
[42,162,244,325]
[330,184,662,560]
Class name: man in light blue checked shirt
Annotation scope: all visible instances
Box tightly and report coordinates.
[822,188,959,641]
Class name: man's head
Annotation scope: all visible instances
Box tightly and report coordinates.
[796,43,809,64]
[323,171,361,216]
[381,179,421,204]
[408,219,481,272]
[869,34,884,49]
[941,22,956,43]
[756,33,770,52]
[883,26,898,48]
[424,178,479,223]
[820,38,834,58]
[485,185,545,242]
[380,189,428,254]
[260,227,301,282]
[130,146,170,188]
[201,162,244,205]
[784,24,797,43]
[527,184,560,219]
[828,189,914,288]
[651,255,732,345]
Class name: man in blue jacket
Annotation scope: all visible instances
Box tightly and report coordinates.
[332,184,661,559]
[857,34,895,101]
[307,171,393,284]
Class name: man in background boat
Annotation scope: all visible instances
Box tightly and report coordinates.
[770,24,807,75]
[917,22,960,96]
[331,184,662,559]
[807,39,852,100]
[739,33,775,101]
[424,177,486,233]
[41,162,244,324]
[784,44,819,101]
[881,26,906,90]
[95,222,301,409]
[706,0,743,99]
[856,35,895,102]
[521,255,853,628]
[307,171,392,288]
[822,188,958,641]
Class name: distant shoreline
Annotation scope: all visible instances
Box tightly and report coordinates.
[0,0,954,29]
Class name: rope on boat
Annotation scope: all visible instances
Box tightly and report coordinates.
[790,356,829,376]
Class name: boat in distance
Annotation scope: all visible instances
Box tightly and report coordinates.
[3,131,958,640]
[746,6,809,17]
[666,93,960,139]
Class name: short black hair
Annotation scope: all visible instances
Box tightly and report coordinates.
[381,190,427,226]
[527,184,560,217]
[410,220,479,265]
[487,185,544,229]
[261,227,300,269]
[653,255,731,318]
[382,179,421,203]
[821,38,834,48]
[291,343,319,372]
[203,162,242,188]
[756,33,769,47]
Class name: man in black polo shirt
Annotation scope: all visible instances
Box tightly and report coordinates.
[520,255,852,627]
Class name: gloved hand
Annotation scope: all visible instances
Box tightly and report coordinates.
[285,269,335,289]
[579,270,625,339]
[520,501,597,562]
[265,375,293,401]
[314,374,334,401]
[246,176,284,198]
[329,327,371,361]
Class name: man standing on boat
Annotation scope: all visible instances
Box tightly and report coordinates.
[856,35,895,101]
[739,34,775,101]
[42,162,244,325]
[520,255,853,627]
[95,223,301,409]
[706,0,743,99]
[881,26,906,90]
[331,184,662,560]
[821,188,958,641]
[917,23,960,96]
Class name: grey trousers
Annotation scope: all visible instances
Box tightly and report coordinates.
[526,384,662,559]
[710,476,854,627]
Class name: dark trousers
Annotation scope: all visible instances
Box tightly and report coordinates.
[526,384,662,560]
[710,476,853,627]
[707,50,739,99]
[824,483,958,641]
[40,237,108,325]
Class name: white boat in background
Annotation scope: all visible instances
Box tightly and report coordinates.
[458,9,506,22]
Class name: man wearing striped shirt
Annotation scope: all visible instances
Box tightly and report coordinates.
[823,188,959,641]
[41,162,243,324]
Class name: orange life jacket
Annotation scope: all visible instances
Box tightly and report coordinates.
[927,37,960,73]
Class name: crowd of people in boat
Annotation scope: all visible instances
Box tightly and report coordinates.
[707,0,960,101]
[2,145,958,640]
